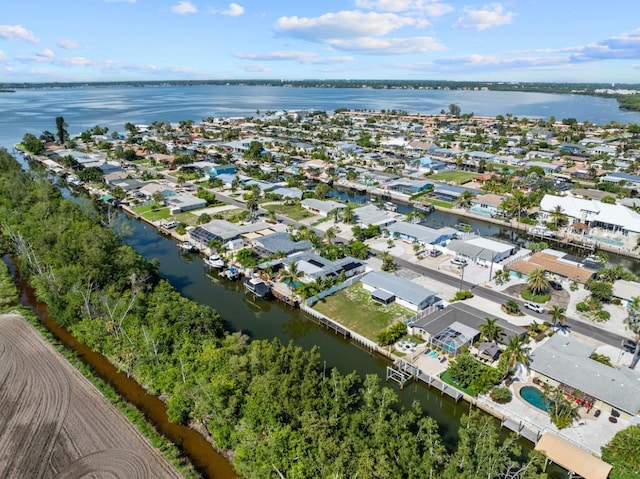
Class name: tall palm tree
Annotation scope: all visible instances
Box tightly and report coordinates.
[324,226,337,244]
[526,268,549,295]
[504,334,531,371]
[341,205,355,224]
[549,305,567,328]
[624,296,640,369]
[480,317,504,344]
[280,261,302,294]
[550,205,566,228]
[456,190,474,209]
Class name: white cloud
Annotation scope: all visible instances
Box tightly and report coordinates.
[222,3,244,16]
[277,10,420,41]
[242,63,270,73]
[236,50,353,64]
[35,49,55,59]
[171,1,197,14]
[331,36,445,54]
[58,39,80,49]
[453,3,513,31]
[0,25,39,43]
[355,0,453,16]
[0,50,7,62]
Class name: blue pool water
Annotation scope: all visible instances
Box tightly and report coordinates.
[587,235,624,248]
[470,206,494,217]
[519,386,549,412]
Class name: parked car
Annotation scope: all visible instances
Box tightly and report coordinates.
[623,339,637,354]
[430,249,442,257]
[524,302,545,314]
[549,280,563,291]
[451,257,467,266]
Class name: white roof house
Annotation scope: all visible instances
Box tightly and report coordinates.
[360,271,439,312]
[612,280,640,306]
[300,198,345,217]
[539,194,640,234]
[353,204,396,227]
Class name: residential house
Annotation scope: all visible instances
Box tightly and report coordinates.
[353,204,396,228]
[508,251,597,285]
[165,193,207,214]
[258,251,365,282]
[250,232,312,257]
[300,198,345,217]
[529,334,640,420]
[387,222,457,248]
[444,236,518,264]
[360,271,440,312]
[469,193,506,217]
[612,280,640,307]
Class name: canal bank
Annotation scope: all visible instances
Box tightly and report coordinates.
[2,255,238,479]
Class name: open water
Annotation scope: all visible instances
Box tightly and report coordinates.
[4,84,627,478]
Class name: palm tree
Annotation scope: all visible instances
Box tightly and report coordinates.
[324,226,337,244]
[279,261,302,294]
[480,317,504,344]
[341,205,355,224]
[456,190,474,209]
[550,205,566,228]
[503,334,531,371]
[549,305,567,328]
[624,296,640,369]
[526,268,549,295]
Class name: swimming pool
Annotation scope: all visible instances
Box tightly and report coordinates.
[587,235,624,248]
[470,206,494,217]
[519,386,549,412]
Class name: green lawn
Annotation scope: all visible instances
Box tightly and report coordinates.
[430,171,477,185]
[427,198,454,209]
[440,371,476,396]
[263,203,315,221]
[144,208,171,222]
[312,284,413,341]
[132,203,160,214]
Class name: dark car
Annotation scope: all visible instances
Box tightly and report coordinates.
[623,339,637,354]
[430,250,442,257]
[549,280,563,291]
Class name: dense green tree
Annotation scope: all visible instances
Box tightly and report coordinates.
[21,133,45,155]
[55,116,68,144]
[602,424,640,478]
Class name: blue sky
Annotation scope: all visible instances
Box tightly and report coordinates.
[1,1,639,83]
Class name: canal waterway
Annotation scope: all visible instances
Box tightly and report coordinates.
[3,255,238,479]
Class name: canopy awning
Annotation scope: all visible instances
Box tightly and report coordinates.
[534,433,612,479]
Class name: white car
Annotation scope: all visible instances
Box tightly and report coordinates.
[451,257,467,266]
[524,302,545,314]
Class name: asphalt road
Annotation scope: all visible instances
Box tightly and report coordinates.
[134,167,629,349]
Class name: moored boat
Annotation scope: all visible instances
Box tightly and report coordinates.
[178,241,199,253]
[204,254,225,269]
[242,276,272,299]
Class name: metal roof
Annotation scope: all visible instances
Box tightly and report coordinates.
[529,334,640,415]
[361,271,437,307]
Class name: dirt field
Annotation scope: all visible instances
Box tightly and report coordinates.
[0,313,181,478]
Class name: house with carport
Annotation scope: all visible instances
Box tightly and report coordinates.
[360,271,440,312]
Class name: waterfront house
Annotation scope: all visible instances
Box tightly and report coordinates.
[189,220,279,246]
[431,184,479,203]
[300,198,345,217]
[251,232,312,258]
[539,194,640,235]
[360,271,440,312]
[258,252,365,282]
[469,193,505,217]
[410,302,526,355]
[353,204,397,228]
[385,178,433,195]
[165,193,207,214]
[386,222,457,247]
[600,172,640,192]
[529,334,640,420]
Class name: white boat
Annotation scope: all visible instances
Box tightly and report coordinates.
[384,201,398,212]
[178,241,198,253]
[204,254,225,269]
[222,266,241,280]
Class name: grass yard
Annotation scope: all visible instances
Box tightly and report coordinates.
[440,371,475,396]
[143,207,171,222]
[132,203,159,214]
[312,283,413,341]
[263,203,315,221]
[427,198,454,209]
[430,171,477,185]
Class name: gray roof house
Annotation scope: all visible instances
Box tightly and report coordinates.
[189,220,276,244]
[300,198,345,217]
[445,236,517,264]
[251,232,312,257]
[258,251,365,281]
[387,222,458,246]
[353,204,396,228]
[360,271,439,312]
[529,334,640,419]
[165,193,207,214]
